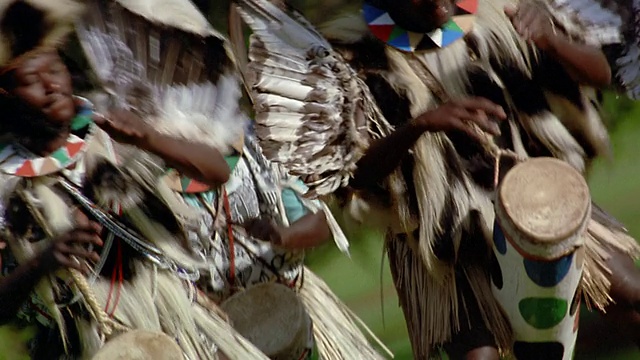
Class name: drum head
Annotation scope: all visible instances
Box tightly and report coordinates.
[92,330,183,360]
[498,158,590,245]
[221,283,308,358]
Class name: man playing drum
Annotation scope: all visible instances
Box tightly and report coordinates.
[0,0,271,358]
[230,0,640,358]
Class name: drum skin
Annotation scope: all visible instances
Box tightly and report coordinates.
[221,283,311,360]
[492,158,590,360]
[92,330,183,360]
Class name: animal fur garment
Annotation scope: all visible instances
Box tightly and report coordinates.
[231,0,640,357]
[0,0,84,67]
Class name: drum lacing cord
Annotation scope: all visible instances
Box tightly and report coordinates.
[17,186,129,338]
[201,188,297,293]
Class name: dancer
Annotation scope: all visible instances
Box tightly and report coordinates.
[0,0,271,359]
[75,0,389,359]
[230,0,640,358]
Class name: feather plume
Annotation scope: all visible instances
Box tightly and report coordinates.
[76,0,246,154]
[231,0,390,197]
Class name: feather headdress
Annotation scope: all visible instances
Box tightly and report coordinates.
[0,0,84,69]
[76,0,247,155]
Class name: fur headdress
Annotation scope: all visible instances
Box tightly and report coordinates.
[0,0,84,69]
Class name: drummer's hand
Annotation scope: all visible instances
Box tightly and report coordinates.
[243,217,285,246]
[38,209,103,275]
[413,97,506,143]
[504,3,556,51]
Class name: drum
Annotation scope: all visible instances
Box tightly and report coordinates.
[92,330,183,360]
[491,158,590,360]
[220,283,313,360]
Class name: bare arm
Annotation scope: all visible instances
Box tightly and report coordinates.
[544,35,611,87]
[0,212,102,324]
[94,110,231,187]
[140,131,231,186]
[505,4,611,87]
[278,212,331,250]
[243,211,332,251]
[0,256,48,324]
[351,120,427,190]
[351,98,506,190]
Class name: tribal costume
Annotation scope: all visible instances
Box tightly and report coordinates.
[76,0,388,359]
[0,1,269,359]
[230,0,640,357]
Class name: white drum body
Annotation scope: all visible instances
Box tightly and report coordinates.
[491,158,590,360]
[92,330,183,360]
[221,283,313,359]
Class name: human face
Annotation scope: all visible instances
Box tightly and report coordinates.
[386,0,454,33]
[11,50,75,127]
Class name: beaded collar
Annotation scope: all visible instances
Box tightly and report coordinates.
[363,0,478,52]
[0,97,95,177]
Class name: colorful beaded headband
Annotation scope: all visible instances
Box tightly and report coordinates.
[363,0,478,52]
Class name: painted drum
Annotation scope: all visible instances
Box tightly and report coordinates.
[492,157,590,360]
[92,330,183,360]
[220,282,313,360]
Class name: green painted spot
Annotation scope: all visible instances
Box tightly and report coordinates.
[519,297,568,329]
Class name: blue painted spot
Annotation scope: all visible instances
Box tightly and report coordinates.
[523,253,574,287]
[493,221,507,255]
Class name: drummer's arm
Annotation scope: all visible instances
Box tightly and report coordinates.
[541,35,611,87]
[504,4,611,87]
[277,185,331,250]
[279,211,331,250]
[0,252,48,324]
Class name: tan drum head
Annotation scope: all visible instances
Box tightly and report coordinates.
[498,158,590,245]
[221,283,309,359]
[92,330,183,360]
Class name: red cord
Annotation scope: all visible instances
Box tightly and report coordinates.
[104,238,123,316]
[109,240,123,317]
[104,241,118,312]
[297,349,310,360]
[223,189,236,286]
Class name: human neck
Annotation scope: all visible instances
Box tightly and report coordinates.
[19,127,71,157]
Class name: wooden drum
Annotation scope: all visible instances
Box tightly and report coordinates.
[220,283,313,360]
[92,330,183,360]
[491,158,590,360]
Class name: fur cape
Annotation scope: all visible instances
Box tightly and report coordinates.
[316,0,640,357]
[0,0,83,67]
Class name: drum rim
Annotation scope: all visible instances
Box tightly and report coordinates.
[498,158,591,244]
[92,330,183,359]
[495,199,589,260]
[220,282,309,357]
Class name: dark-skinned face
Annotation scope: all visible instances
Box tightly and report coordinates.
[386,0,454,33]
[10,50,75,127]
